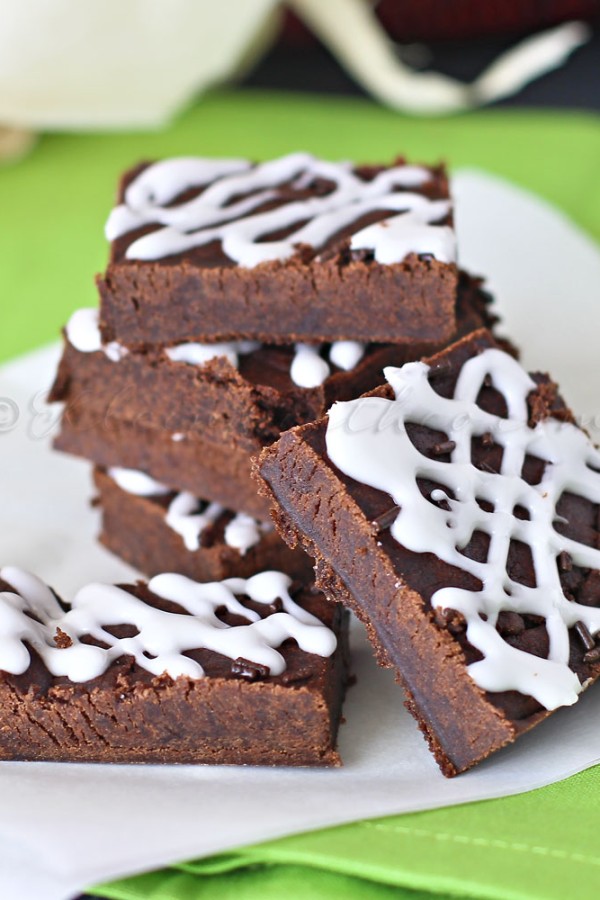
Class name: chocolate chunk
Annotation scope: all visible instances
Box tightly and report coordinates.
[265,597,284,615]
[370,505,401,534]
[431,440,456,457]
[496,611,525,637]
[583,646,600,664]
[280,665,313,686]
[506,625,549,659]
[523,614,546,627]
[580,571,600,607]
[574,620,596,652]
[434,607,467,634]
[231,657,271,681]
[558,551,573,572]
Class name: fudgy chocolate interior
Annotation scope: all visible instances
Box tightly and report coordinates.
[111,160,450,269]
[310,334,600,722]
[53,270,498,448]
[237,270,498,395]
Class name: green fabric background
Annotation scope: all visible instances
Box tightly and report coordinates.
[1,91,599,363]
[90,767,600,900]
[1,91,599,899]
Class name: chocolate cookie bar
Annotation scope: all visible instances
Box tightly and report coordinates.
[94,467,311,582]
[258,329,600,775]
[98,152,457,347]
[50,272,502,458]
[0,566,349,765]
[53,409,270,520]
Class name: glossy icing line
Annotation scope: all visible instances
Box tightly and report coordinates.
[105,152,455,267]
[165,340,260,368]
[108,467,170,497]
[0,568,336,683]
[224,513,270,555]
[65,308,128,362]
[290,341,366,388]
[108,468,270,555]
[164,492,227,552]
[326,347,600,711]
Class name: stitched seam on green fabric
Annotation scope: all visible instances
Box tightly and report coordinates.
[361,822,600,866]
[92,885,186,900]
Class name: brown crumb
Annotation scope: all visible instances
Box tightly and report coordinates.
[433,607,467,634]
[54,627,73,649]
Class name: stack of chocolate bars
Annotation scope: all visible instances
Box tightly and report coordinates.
[50,153,498,585]
[37,152,600,774]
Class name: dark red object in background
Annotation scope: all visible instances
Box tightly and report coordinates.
[283,0,600,45]
[376,0,600,41]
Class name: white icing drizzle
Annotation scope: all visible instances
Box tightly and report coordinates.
[108,467,170,497]
[290,345,331,389]
[165,340,260,368]
[0,568,336,683]
[164,494,271,555]
[326,348,600,711]
[350,212,456,264]
[329,341,367,372]
[0,567,65,619]
[164,492,224,552]
[290,342,366,389]
[108,468,270,555]
[65,308,128,362]
[105,152,454,267]
[224,513,271,556]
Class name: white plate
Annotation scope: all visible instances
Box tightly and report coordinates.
[0,170,599,900]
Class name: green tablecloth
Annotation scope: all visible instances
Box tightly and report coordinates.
[93,765,600,900]
[2,90,599,363]
[1,90,599,899]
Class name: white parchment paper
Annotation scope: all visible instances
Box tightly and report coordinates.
[0,171,599,900]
